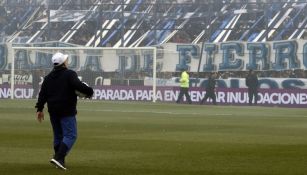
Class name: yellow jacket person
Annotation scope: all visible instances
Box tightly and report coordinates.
[176,68,192,104]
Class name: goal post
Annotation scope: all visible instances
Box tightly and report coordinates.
[9,46,157,102]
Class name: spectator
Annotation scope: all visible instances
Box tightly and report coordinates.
[245,69,259,106]
[200,72,217,105]
[35,52,94,170]
[176,67,192,104]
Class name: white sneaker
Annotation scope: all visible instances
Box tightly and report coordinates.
[50,158,67,170]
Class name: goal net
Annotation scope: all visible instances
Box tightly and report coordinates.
[5,46,158,101]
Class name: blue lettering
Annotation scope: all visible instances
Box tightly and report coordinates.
[130,55,140,71]
[199,80,208,88]
[216,79,227,88]
[84,56,103,71]
[118,55,139,72]
[68,55,78,70]
[118,56,127,74]
[15,50,30,69]
[303,43,307,68]
[176,45,198,71]
[143,54,153,72]
[246,43,269,70]
[203,44,217,71]
[272,41,299,70]
[259,79,279,89]
[282,79,305,89]
[34,52,52,68]
[0,45,7,70]
[189,78,200,87]
[230,79,240,88]
[219,43,244,70]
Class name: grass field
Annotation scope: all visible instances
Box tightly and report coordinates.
[0,99,307,175]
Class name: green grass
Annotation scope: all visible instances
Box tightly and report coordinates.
[0,99,307,175]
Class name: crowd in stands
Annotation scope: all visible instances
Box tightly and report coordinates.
[0,0,45,41]
[0,0,306,45]
[0,1,33,36]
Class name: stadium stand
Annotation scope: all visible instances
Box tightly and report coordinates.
[0,0,306,79]
[0,0,305,46]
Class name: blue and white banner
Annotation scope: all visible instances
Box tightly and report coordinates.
[0,39,306,72]
[144,77,307,89]
[163,39,307,72]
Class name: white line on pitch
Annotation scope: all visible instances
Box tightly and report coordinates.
[79,108,233,116]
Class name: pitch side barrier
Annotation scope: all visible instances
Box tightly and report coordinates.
[1,83,307,108]
[91,86,307,108]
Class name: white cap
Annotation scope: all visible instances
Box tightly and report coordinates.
[51,52,68,66]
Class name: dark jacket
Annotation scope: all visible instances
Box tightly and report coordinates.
[35,66,94,117]
[206,77,216,92]
[245,74,259,90]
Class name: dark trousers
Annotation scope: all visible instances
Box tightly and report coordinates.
[50,116,77,161]
[200,91,216,105]
[248,88,258,105]
[176,87,192,104]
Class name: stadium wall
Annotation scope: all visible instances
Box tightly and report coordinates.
[0,85,306,107]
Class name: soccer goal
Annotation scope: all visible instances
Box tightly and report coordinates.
[6,46,157,101]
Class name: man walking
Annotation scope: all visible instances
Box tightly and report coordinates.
[200,72,217,105]
[245,69,259,105]
[176,68,192,104]
[35,52,93,170]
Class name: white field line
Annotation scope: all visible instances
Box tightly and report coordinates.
[0,105,231,116]
[79,108,233,116]
[77,108,307,118]
[1,105,305,118]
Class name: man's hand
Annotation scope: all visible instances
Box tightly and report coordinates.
[36,111,44,123]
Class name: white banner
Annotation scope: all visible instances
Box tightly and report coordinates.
[1,39,307,72]
[36,10,89,22]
